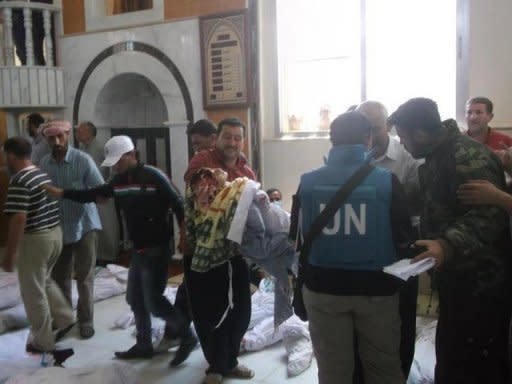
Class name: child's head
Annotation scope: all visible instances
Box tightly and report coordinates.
[189,168,227,209]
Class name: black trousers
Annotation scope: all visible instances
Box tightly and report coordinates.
[186,255,251,375]
[434,288,510,384]
[399,276,418,377]
[353,277,418,383]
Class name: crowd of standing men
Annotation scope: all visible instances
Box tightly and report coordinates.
[2,95,512,384]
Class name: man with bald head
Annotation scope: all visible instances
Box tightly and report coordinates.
[39,120,104,339]
[356,101,422,209]
[76,121,104,168]
[357,101,422,379]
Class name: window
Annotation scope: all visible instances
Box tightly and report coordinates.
[85,0,163,32]
[107,0,153,16]
[276,0,456,134]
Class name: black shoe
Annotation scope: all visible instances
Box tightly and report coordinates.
[53,348,74,366]
[169,328,197,366]
[26,344,74,366]
[55,322,76,342]
[115,345,154,360]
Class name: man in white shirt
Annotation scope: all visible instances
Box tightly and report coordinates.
[357,100,423,380]
[357,101,422,211]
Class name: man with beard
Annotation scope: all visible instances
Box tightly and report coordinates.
[184,117,256,384]
[389,98,511,383]
[39,120,104,339]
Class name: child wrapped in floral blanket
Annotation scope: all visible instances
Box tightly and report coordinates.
[186,168,296,327]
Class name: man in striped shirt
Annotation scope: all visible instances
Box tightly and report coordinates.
[39,120,104,339]
[2,137,75,354]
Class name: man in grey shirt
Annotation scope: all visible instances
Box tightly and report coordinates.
[75,121,104,168]
[357,100,423,380]
[75,121,119,263]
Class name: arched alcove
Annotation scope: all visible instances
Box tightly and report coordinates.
[93,72,170,173]
[94,72,167,128]
[71,41,194,193]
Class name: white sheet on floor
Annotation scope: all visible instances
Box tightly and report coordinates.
[71,277,125,309]
[243,316,283,351]
[112,286,178,330]
[0,271,22,310]
[0,271,127,335]
[0,329,42,382]
[407,318,437,384]
[105,264,129,283]
[4,362,138,384]
[281,315,313,377]
[0,304,29,334]
[248,290,274,330]
[243,313,313,377]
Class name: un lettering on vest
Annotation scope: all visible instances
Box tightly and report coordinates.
[319,203,367,235]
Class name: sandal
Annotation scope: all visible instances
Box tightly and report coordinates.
[226,364,255,379]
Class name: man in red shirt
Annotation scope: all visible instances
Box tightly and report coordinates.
[185,118,255,183]
[184,117,256,384]
[465,97,512,151]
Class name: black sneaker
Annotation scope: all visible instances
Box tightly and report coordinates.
[169,328,197,366]
[115,345,154,360]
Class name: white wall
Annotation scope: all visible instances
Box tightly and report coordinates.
[259,0,512,209]
[263,138,330,209]
[466,0,512,128]
[59,19,204,195]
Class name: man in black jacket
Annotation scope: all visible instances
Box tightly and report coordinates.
[45,135,197,365]
[390,98,511,384]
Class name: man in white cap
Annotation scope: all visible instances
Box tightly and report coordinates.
[44,135,197,365]
[39,120,104,340]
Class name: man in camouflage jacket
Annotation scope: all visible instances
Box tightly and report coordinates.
[389,98,511,384]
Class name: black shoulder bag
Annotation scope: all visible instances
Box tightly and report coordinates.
[292,162,374,321]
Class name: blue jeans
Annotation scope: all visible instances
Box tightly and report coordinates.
[126,246,187,349]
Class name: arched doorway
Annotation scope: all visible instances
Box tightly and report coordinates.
[94,72,171,174]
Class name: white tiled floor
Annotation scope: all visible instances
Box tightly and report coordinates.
[57,294,318,384]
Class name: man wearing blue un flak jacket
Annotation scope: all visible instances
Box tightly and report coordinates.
[290,112,414,384]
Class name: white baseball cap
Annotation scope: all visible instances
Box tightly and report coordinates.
[101,135,134,167]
